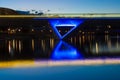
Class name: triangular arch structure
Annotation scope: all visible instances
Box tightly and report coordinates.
[49,19,84,39]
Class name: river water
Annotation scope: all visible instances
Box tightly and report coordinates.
[0,34,120,61]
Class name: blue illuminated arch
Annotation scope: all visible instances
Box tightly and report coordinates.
[49,19,84,39]
[51,41,83,60]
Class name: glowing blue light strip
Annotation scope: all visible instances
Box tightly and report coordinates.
[49,19,84,39]
[51,41,83,59]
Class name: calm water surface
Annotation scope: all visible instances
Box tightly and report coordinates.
[0,34,120,61]
[0,35,120,80]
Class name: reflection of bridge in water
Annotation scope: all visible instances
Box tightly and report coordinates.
[0,14,120,39]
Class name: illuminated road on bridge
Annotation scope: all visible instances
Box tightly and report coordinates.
[0,13,120,18]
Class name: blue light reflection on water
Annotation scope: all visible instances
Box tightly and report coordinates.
[49,19,84,39]
[51,40,83,60]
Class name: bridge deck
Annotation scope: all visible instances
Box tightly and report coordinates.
[0,13,120,18]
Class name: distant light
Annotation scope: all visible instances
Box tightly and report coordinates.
[59,30,61,32]
[32,29,34,32]
[50,30,52,32]
[82,32,85,34]
[18,29,21,32]
[79,30,82,33]
[12,29,15,32]
[8,28,10,31]
[107,25,111,28]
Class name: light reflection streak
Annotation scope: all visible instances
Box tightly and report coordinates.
[96,42,99,54]
[105,35,109,42]
[8,41,11,54]
[79,36,82,46]
[8,40,14,55]
[41,40,45,52]
[82,35,85,44]
[108,39,111,48]
[12,39,15,49]
[32,39,35,51]
[116,37,119,48]
[18,40,22,53]
[70,37,73,43]
[50,38,54,49]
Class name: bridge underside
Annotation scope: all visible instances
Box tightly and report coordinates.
[0,17,120,39]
